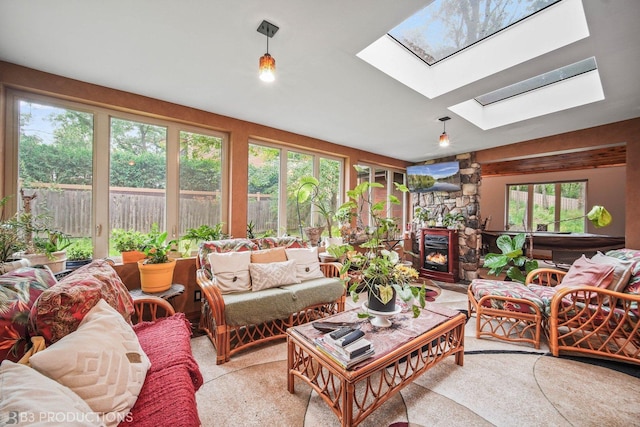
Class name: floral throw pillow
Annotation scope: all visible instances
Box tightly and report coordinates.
[0,267,57,361]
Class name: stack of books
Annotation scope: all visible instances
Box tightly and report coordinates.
[314,327,375,369]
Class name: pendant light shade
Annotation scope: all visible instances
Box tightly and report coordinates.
[257,20,279,83]
[439,116,451,147]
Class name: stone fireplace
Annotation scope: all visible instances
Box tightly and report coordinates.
[411,153,482,282]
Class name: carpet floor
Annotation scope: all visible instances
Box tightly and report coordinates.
[190,287,640,427]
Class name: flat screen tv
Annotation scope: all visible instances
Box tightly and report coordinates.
[407,161,461,193]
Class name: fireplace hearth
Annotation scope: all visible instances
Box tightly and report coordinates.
[420,228,458,283]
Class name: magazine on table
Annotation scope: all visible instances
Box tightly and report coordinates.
[314,341,375,369]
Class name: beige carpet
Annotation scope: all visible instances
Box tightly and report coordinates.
[190,287,640,427]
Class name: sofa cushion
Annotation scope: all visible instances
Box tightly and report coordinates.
[0,267,57,361]
[557,255,614,301]
[285,247,325,281]
[470,279,546,314]
[198,238,258,273]
[250,246,287,263]
[0,360,101,426]
[605,248,640,294]
[590,252,634,293]
[250,260,300,291]
[222,287,299,326]
[279,277,345,313]
[208,251,252,294]
[29,299,150,427]
[29,259,134,344]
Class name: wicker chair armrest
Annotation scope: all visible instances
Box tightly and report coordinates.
[132,296,175,324]
[525,268,567,287]
[320,261,346,279]
[195,267,228,327]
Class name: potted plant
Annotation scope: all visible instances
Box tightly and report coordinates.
[0,196,29,274]
[443,212,465,229]
[112,228,146,264]
[181,223,226,257]
[414,207,430,227]
[332,176,428,319]
[66,240,93,270]
[482,232,538,283]
[138,226,179,293]
[296,176,339,245]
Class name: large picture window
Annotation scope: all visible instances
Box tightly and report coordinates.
[507,181,587,232]
[248,141,343,239]
[7,90,228,259]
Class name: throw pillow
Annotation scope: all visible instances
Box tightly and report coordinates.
[0,267,56,361]
[208,251,252,293]
[29,299,150,427]
[0,360,101,426]
[590,252,634,293]
[285,247,325,281]
[250,246,287,263]
[29,259,134,344]
[557,255,615,301]
[250,260,300,291]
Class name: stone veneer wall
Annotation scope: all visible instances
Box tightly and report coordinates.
[411,153,482,282]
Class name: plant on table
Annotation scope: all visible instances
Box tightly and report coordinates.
[332,172,427,318]
[181,223,226,256]
[141,224,178,264]
[112,228,145,253]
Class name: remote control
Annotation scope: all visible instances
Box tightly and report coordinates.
[329,327,354,340]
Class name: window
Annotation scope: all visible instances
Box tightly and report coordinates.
[6,90,228,258]
[248,141,343,239]
[17,99,94,253]
[506,181,586,232]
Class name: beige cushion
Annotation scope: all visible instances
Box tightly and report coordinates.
[590,252,634,293]
[285,247,325,281]
[29,299,150,427]
[250,260,300,291]
[0,360,101,426]
[208,251,252,293]
[251,247,287,263]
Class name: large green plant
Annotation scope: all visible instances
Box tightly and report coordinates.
[111,228,145,253]
[483,233,538,283]
[331,176,427,318]
[295,176,337,238]
[141,225,178,264]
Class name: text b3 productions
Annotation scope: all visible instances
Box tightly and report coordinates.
[2,411,134,425]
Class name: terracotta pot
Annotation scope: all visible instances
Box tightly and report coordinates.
[122,250,146,264]
[137,258,176,293]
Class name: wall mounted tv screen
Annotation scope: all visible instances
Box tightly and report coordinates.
[407,161,461,193]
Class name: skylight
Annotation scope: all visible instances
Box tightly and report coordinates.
[475,57,598,106]
[357,0,589,99]
[388,0,562,66]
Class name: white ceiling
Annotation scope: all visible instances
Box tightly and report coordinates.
[1,0,639,163]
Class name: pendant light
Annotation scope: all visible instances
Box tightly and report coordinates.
[439,116,451,147]
[257,20,279,82]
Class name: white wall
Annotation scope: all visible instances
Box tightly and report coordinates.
[480,166,626,236]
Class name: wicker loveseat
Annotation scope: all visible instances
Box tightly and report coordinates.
[196,237,346,364]
[0,260,203,426]
[468,248,640,365]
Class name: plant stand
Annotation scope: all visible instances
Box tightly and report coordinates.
[363,302,402,327]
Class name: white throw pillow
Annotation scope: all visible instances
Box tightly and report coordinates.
[208,251,252,294]
[0,360,102,427]
[250,260,301,291]
[29,299,150,427]
[285,247,325,281]
[590,252,634,293]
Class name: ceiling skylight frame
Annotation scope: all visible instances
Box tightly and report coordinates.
[357,0,589,99]
[387,0,562,67]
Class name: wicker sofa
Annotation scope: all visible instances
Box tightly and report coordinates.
[468,248,640,365]
[196,237,346,364]
[0,260,203,426]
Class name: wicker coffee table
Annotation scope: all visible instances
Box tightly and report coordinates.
[287,305,465,426]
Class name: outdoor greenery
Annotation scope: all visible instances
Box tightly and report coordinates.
[111,228,146,253]
[67,239,93,261]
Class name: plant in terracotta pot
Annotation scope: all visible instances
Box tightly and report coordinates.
[138,226,179,293]
[333,178,427,319]
[112,228,146,263]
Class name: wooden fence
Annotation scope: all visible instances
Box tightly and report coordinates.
[23,185,276,237]
[509,190,583,211]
